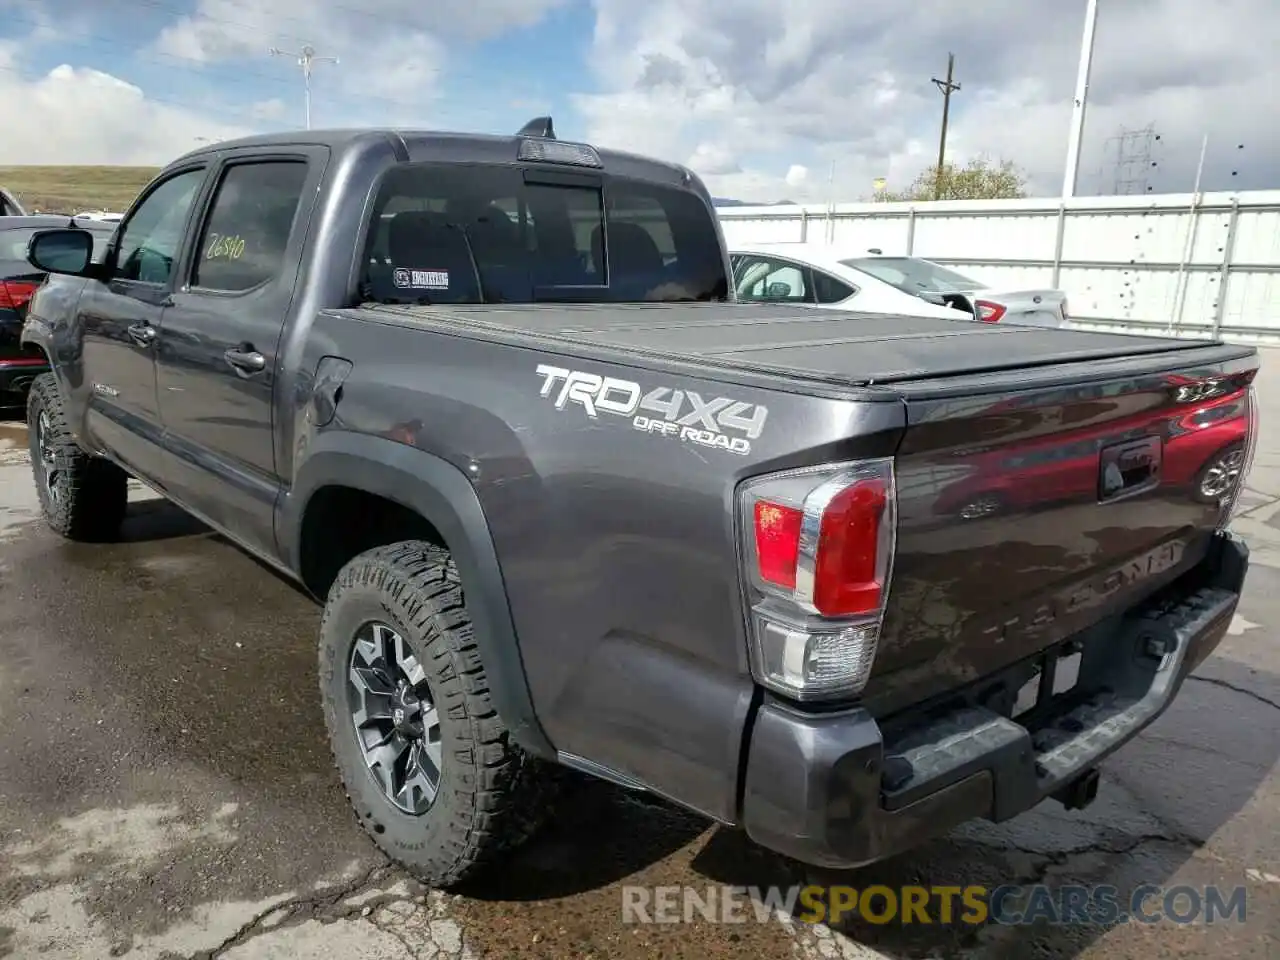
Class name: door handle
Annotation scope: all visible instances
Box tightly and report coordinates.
[224,347,266,374]
[127,323,156,347]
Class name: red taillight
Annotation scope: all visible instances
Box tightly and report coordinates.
[975,299,1006,323]
[754,501,803,589]
[813,478,887,616]
[751,480,887,615]
[0,280,37,311]
[740,460,897,700]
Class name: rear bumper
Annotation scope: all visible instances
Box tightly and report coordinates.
[0,357,49,397]
[740,531,1248,870]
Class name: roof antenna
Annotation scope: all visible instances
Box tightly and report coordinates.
[517,116,555,140]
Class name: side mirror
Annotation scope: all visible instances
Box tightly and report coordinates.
[765,281,792,299]
[27,229,95,277]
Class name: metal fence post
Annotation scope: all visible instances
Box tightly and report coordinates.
[1051,203,1067,288]
[1212,198,1240,337]
[800,208,808,243]
[906,207,916,255]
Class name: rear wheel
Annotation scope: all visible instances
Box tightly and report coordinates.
[26,373,128,541]
[318,540,557,887]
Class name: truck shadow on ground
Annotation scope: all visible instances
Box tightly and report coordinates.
[117,495,210,542]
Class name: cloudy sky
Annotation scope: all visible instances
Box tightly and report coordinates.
[0,0,1272,202]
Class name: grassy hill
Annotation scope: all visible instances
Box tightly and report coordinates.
[0,166,158,215]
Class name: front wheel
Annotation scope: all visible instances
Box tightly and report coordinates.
[26,373,128,541]
[318,540,558,887]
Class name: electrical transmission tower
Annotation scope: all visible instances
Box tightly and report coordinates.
[1105,124,1159,194]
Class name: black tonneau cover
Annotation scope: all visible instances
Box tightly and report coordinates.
[358,302,1246,389]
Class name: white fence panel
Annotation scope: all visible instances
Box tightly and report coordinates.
[717,190,1280,341]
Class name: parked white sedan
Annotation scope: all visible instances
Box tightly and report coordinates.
[729,242,1069,327]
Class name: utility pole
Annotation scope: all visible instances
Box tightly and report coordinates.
[269,44,339,130]
[931,53,961,200]
[1062,0,1099,198]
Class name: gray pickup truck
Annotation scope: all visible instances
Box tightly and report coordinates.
[20,119,1259,887]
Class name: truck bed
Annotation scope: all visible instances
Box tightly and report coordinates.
[351,298,1257,718]
[354,301,1251,392]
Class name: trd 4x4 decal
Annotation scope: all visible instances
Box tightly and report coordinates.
[535,364,769,456]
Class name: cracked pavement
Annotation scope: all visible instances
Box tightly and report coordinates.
[1,350,1278,959]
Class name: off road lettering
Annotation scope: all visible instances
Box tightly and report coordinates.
[535,364,768,456]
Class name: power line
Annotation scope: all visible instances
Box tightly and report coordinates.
[269,44,339,130]
[930,52,961,200]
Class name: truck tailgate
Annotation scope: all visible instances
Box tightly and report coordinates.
[865,353,1258,716]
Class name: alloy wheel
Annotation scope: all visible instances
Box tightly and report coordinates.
[35,409,62,504]
[347,621,442,815]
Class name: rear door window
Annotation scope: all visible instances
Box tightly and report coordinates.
[812,270,856,304]
[733,255,813,303]
[192,160,308,293]
[361,163,727,304]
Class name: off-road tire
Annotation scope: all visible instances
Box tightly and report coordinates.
[319,540,558,888]
[26,373,128,541]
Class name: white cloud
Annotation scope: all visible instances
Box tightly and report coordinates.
[687,142,740,176]
[248,98,287,122]
[0,63,250,165]
[784,164,808,188]
[0,0,564,165]
[1,0,1275,207]
[151,0,567,117]
[576,0,1280,202]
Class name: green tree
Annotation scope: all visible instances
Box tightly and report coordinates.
[879,157,1029,202]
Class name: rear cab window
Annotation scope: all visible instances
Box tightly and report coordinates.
[361,163,727,304]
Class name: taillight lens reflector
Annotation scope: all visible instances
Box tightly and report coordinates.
[753,500,803,589]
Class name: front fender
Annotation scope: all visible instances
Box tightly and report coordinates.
[280,429,555,759]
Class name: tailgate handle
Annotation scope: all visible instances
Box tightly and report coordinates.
[1099,436,1162,502]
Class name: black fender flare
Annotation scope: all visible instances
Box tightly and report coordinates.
[282,431,555,759]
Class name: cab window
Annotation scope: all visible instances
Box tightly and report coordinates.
[192,161,308,292]
[361,163,728,304]
[115,169,205,285]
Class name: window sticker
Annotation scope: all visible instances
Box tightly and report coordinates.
[393,267,449,290]
[205,232,246,260]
